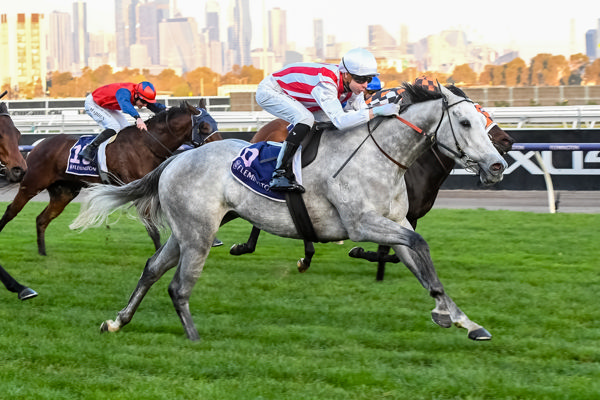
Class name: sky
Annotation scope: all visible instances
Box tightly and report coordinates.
[4,0,599,61]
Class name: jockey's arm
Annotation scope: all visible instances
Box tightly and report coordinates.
[115,88,142,120]
[312,83,370,130]
[146,102,166,113]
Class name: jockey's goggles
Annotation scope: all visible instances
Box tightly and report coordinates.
[134,96,148,105]
[350,74,373,84]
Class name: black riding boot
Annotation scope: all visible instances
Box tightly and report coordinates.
[269,123,311,193]
[80,128,116,162]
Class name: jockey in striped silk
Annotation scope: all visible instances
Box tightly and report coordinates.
[255,48,400,193]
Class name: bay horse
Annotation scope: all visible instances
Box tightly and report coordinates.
[230,86,514,274]
[0,90,37,300]
[0,100,219,256]
[71,83,507,341]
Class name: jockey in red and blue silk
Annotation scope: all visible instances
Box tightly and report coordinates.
[255,48,400,193]
[81,81,166,162]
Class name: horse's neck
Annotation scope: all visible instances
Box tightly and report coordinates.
[371,117,434,169]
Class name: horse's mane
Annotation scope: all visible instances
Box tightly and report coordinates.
[0,102,8,114]
[400,82,443,104]
[446,85,468,98]
[145,101,192,125]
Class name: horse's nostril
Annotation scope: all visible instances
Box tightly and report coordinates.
[490,162,504,172]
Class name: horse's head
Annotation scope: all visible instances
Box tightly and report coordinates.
[191,102,219,147]
[415,83,507,185]
[0,102,27,182]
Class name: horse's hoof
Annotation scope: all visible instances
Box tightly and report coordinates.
[297,258,310,273]
[468,327,492,341]
[100,320,119,333]
[348,247,365,258]
[212,238,223,247]
[431,311,452,328]
[18,287,38,300]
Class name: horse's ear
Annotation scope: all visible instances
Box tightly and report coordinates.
[198,98,206,110]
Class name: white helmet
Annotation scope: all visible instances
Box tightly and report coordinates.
[339,48,379,77]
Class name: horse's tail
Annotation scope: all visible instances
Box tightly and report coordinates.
[70,156,176,232]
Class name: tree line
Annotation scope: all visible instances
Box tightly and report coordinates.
[3,52,600,100]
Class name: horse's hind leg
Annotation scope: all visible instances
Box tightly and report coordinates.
[36,183,81,256]
[230,226,261,255]
[145,223,162,250]
[394,242,492,341]
[101,236,181,334]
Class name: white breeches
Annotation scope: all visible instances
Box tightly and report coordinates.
[255,76,315,127]
[84,94,130,132]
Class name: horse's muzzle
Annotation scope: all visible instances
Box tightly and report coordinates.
[6,166,26,182]
[478,156,507,185]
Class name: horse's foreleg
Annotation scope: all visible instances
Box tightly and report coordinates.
[394,245,492,341]
[168,239,213,341]
[36,184,80,256]
[297,240,314,273]
[230,226,261,255]
[101,236,180,334]
[345,212,490,340]
[0,185,39,233]
[0,265,38,300]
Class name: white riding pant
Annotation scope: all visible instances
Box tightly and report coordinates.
[84,94,130,132]
[255,76,315,127]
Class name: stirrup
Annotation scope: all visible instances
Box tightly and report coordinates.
[270,175,305,193]
[80,146,97,162]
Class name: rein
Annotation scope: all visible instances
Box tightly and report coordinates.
[333,95,475,177]
[142,109,186,159]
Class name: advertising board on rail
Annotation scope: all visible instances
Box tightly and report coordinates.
[442,129,600,190]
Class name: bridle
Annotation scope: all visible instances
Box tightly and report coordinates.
[333,92,477,178]
[141,107,214,160]
[366,93,479,173]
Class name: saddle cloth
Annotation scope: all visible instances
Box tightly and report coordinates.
[66,134,113,177]
[230,141,302,202]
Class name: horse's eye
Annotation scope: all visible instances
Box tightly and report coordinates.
[460,120,471,128]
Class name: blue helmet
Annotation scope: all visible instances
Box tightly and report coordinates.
[367,76,382,91]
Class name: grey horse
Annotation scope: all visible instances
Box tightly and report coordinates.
[71,83,507,341]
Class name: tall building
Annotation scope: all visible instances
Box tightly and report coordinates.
[115,0,136,67]
[205,0,220,43]
[313,19,324,60]
[268,8,286,63]
[72,1,89,69]
[137,1,160,65]
[368,25,397,51]
[159,17,204,73]
[48,11,73,72]
[585,29,596,60]
[0,13,47,94]
[229,0,252,66]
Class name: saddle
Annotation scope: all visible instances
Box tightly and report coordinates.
[66,134,117,184]
[231,124,329,242]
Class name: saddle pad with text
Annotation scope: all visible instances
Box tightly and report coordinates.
[66,136,99,177]
[231,142,301,202]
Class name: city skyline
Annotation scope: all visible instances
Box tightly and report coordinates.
[4,0,599,62]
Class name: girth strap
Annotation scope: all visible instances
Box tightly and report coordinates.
[285,192,320,243]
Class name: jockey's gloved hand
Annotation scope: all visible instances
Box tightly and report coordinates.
[373,103,400,117]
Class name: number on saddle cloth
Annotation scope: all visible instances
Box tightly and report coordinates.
[231,142,286,201]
